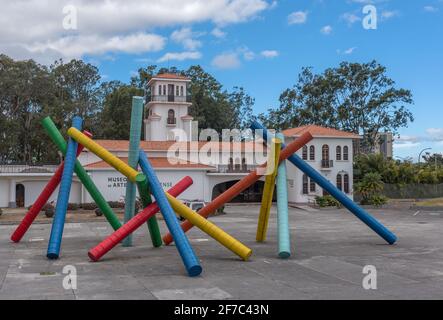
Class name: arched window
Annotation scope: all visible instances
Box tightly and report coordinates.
[302,146,308,160]
[163,85,166,95]
[343,146,349,161]
[302,174,308,195]
[336,174,342,191]
[167,109,175,125]
[180,86,184,96]
[158,85,161,95]
[310,179,316,193]
[344,174,350,194]
[336,146,342,161]
[322,145,329,161]
[176,86,179,96]
[309,145,315,161]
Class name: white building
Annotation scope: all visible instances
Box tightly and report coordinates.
[0,73,360,208]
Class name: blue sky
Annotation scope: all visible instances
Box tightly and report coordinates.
[1,0,442,160]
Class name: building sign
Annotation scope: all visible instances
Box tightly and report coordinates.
[106,176,172,189]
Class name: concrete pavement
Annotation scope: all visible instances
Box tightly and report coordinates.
[0,204,442,300]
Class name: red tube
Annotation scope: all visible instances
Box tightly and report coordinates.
[88,176,193,261]
[162,132,313,245]
[10,130,92,243]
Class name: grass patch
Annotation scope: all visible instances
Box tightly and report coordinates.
[415,198,443,207]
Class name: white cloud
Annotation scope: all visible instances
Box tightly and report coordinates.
[393,141,421,149]
[424,6,439,12]
[426,128,443,141]
[25,33,166,61]
[381,10,399,20]
[211,28,227,38]
[157,51,202,62]
[0,0,270,63]
[338,47,357,55]
[211,53,241,69]
[171,27,204,50]
[341,12,361,25]
[260,50,279,58]
[321,25,333,35]
[288,11,308,25]
[239,46,255,60]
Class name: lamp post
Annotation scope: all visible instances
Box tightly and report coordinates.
[418,147,432,164]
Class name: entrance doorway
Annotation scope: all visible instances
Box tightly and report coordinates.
[16,184,25,207]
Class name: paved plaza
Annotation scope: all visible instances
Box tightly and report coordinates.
[0,204,442,300]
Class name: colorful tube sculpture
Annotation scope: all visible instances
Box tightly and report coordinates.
[250,121,398,245]
[256,138,281,242]
[10,131,92,243]
[41,117,121,231]
[162,131,314,245]
[275,133,291,258]
[88,176,193,262]
[135,173,162,247]
[67,127,139,182]
[123,96,146,246]
[138,151,202,277]
[164,192,252,260]
[47,116,82,259]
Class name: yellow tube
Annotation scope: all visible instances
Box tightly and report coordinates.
[165,193,252,261]
[67,127,139,182]
[256,138,282,242]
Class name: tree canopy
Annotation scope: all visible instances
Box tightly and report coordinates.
[0,55,415,164]
[258,60,414,151]
[0,56,256,163]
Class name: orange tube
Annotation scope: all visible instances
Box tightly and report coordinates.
[163,131,313,245]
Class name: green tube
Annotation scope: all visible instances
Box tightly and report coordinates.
[276,133,291,258]
[122,96,144,246]
[135,174,162,247]
[41,117,122,231]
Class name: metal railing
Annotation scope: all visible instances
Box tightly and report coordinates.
[321,159,334,169]
[147,95,191,103]
[217,164,258,173]
[0,163,59,174]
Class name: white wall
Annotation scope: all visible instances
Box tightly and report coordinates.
[0,177,81,208]
[0,179,10,207]
[85,169,209,203]
[21,180,81,207]
[285,136,355,203]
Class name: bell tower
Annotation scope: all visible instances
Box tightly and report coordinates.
[144,73,194,141]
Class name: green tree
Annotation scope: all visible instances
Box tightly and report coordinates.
[50,59,102,128]
[422,152,443,167]
[0,55,54,162]
[95,85,144,139]
[259,61,414,151]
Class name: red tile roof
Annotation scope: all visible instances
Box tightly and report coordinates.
[152,73,189,80]
[283,125,361,139]
[91,140,262,152]
[85,157,215,170]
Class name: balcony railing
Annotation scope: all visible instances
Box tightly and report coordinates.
[321,159,334,169]
[0,163,59,174]
[167,117,176,125]
[147,95,191,103]
[216,164,258,173]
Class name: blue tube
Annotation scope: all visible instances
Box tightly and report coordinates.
[138,150,202,277]
[276,133,291,258]
[251,121,397,245]
[47,116,82,259]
